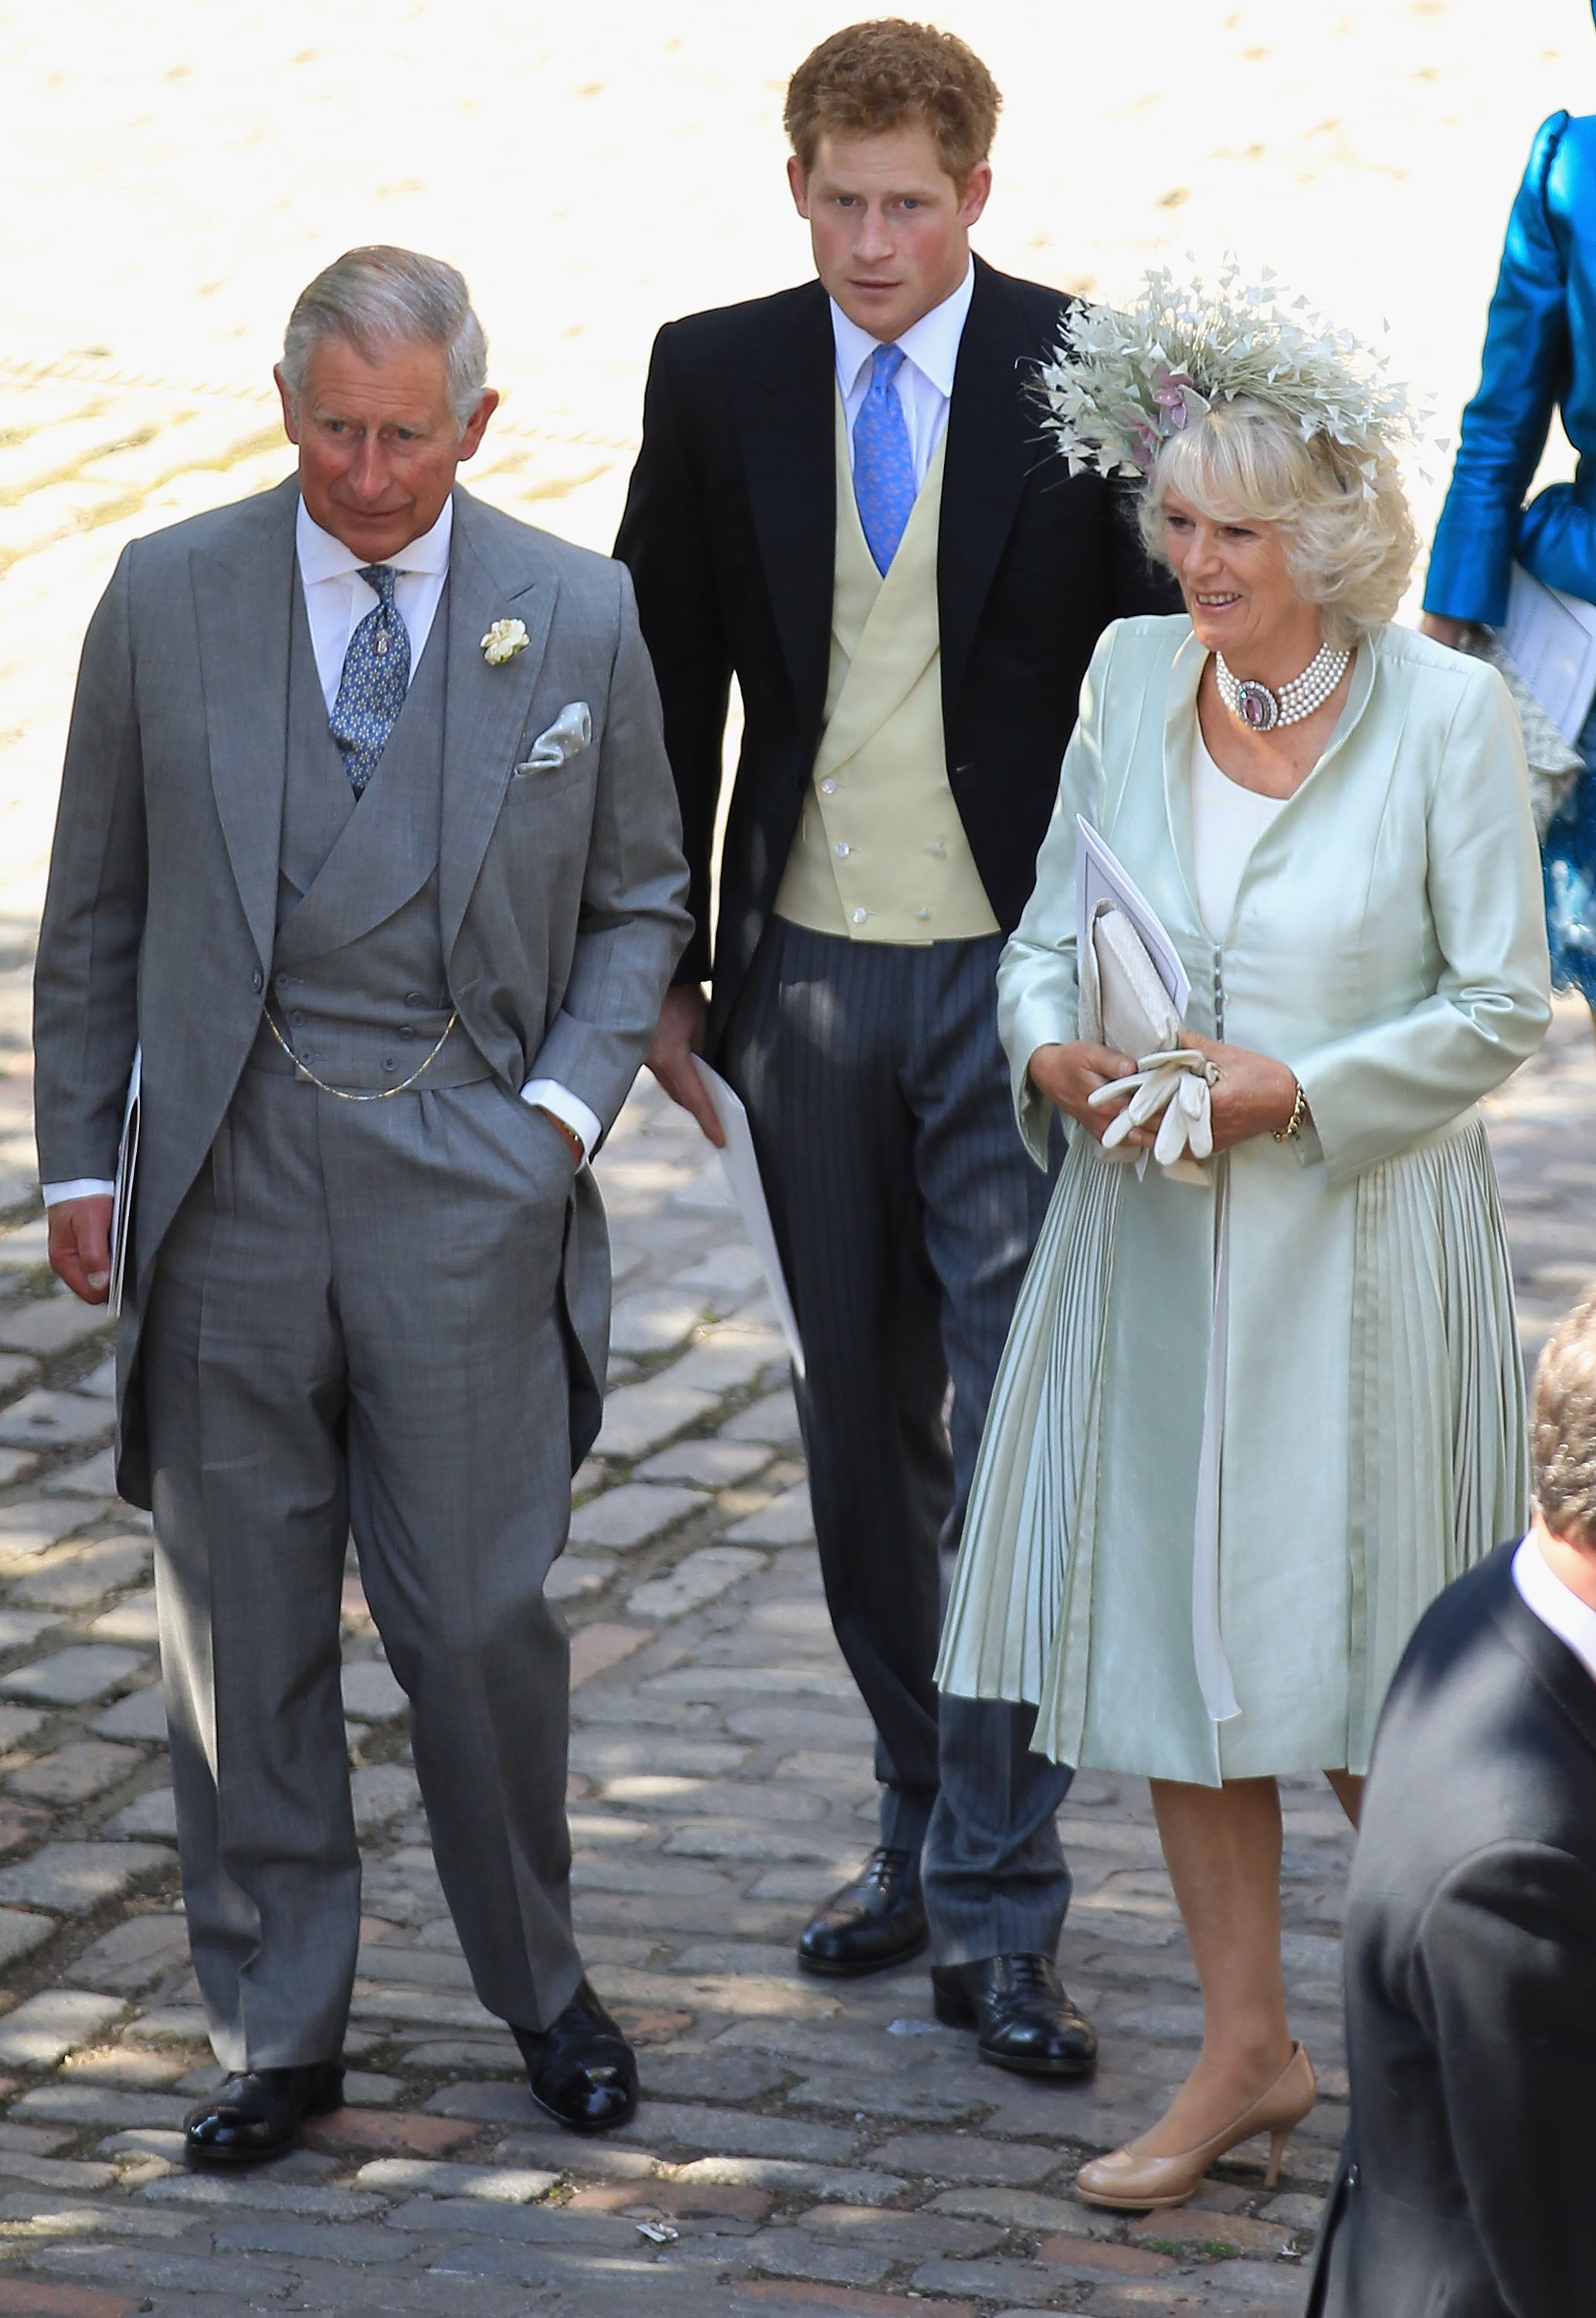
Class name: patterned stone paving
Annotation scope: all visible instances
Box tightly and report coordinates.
[0,3,1594,2309]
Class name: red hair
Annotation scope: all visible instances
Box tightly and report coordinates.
[784,19,1001,185]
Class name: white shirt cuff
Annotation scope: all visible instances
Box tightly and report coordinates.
[519,1080,601,1164]
[42,1179,116,1206]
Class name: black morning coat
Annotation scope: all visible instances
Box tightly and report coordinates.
[613,253,1179,1046]
[1307,1542,1596,2318]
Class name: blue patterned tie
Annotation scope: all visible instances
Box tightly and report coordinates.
[852,343,917,575]
[328,565,411,796]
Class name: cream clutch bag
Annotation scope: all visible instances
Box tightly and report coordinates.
[1078,901,1215,1184]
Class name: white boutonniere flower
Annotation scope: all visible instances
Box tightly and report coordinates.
[480,617,530,667]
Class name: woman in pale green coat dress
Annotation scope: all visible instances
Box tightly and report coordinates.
[938,368,1551,2207]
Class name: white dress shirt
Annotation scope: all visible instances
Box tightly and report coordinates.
[831,260,975,488]
[295,492,453,711]
[43,495,596,1206]
[1513,1531,1596,1684]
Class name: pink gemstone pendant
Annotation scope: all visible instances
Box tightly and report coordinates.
[1236,679,1278,732]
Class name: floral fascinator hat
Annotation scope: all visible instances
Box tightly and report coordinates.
[1036,257,1425,495]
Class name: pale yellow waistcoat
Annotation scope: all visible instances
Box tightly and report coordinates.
[773,394,997,943]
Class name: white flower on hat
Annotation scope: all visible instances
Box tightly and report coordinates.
[480,617,530,666]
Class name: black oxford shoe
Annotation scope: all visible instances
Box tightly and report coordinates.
[797,1845,929,1976]
[932,1954,1099,2078]
[184,2058,345,2168]
[513,1980,638,2135]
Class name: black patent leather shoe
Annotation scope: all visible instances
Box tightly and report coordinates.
[932,1954,1099,2078]
[184,2058,345,2167]
[797,1845,929,1977]
[513,1980,638,2135]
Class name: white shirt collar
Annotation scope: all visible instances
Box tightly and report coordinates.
[830,260,976,400]
[1513,1532,1596,1686]
[294,491,454,583]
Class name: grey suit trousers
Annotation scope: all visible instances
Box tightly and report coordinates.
[142,1062,583,2069]
[724,922,1073,1963]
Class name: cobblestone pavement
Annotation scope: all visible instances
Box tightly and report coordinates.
[0,984,1586,2318]
[2,5,1596,2310]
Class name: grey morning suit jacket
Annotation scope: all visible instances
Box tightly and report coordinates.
[32,475,691,1501]
[1307,1542,1596,2317]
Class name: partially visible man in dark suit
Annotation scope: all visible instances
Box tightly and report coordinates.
[616,19,1172,2072]
[1309,1283,1596,2316]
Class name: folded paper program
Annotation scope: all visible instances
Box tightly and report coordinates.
[1079,902,1217,1184]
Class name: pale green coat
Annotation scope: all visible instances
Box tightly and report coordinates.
[936,616,1553,1783]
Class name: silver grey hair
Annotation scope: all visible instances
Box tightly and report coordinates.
[1534,1283,1596,1550]
[1138,399,1419,651]
[280,246,489,427]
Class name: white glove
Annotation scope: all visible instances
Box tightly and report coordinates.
[1089,1047,1218,1185]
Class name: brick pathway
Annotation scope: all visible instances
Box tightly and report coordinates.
[2,5,1595,2309]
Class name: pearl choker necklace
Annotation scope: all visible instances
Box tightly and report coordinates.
[1214,642,1350,732]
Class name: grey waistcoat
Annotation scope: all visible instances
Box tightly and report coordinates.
[250,577,490,1094]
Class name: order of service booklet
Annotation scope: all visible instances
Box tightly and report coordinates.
[109,1045,141,1320]
[690,1057,804,1379]
[1503,561,1596,746]
[1075,814,1191,1019]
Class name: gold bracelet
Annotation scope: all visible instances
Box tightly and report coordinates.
[1272,1079,1309,1144]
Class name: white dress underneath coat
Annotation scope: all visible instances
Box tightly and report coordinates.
[936,617,1553,1784]
[1188,724,1285,936]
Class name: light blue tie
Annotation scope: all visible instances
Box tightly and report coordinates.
[852,343,917,575]
[328,565,412,797]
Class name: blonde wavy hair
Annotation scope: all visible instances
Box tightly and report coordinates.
[1139,399,1418,650]
[1534,1284,1596,1551]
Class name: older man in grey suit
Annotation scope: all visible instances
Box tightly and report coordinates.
[32,246,691,2165]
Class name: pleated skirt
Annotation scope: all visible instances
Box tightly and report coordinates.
[937,1112,1526,1782]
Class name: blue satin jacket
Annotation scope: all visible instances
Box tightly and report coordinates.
[1426,110,1596,624]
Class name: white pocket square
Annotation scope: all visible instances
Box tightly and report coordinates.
[515,701,592,774]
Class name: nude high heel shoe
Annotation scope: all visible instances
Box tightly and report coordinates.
[1075,2042,1316,2211]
